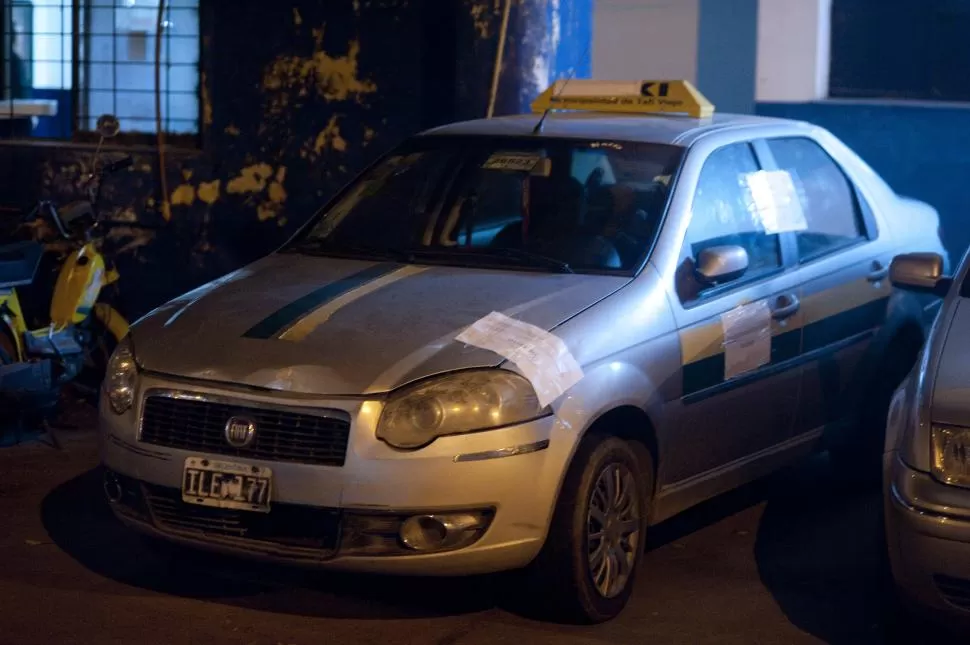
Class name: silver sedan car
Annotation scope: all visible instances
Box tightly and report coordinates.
[885,250,970,622]
[100,83,946,622]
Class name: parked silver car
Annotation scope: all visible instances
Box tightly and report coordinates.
[100,81,946,622]
[885,249,970,621]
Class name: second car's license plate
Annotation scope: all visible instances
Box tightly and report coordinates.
[182,457,272,513]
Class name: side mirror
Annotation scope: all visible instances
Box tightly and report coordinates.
[890,252,951,296]
[695,245,749,285]
[96,114,120,138]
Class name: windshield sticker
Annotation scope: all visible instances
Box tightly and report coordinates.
[721,300,771,379]
[456,311,584,408]
[741,170,808,234]
[609,156,664,184]
[482,152,542,172]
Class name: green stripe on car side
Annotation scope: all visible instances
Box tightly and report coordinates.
[682,296,889,400]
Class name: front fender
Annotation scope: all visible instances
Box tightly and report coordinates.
[554,359,664,442]
[885,373,916,456]
[541,357,665,520]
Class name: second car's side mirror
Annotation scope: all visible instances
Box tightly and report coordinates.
[695,245,749,285]
[890,252,951,296]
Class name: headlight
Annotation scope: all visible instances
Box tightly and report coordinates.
[931,424,970,488]
[376,370,547,449]
[104,337,138,414]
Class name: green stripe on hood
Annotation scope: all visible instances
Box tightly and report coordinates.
[243,263,399,339]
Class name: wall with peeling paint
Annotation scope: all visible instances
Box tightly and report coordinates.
[458,0,592,120]
[0,0,591,326]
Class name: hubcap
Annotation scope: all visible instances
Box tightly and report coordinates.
[586,462,641,599]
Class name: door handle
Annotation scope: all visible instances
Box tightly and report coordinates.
[867,261,889,283]
[771,294,800,320]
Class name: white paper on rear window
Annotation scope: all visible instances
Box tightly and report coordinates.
[741,169,808,234]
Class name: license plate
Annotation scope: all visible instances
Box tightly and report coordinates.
[182,457,272,513]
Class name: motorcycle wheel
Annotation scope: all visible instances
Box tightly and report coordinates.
[0,328,16,364]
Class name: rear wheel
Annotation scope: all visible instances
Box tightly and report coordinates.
[830,334,922,487]
[520,435,651,623]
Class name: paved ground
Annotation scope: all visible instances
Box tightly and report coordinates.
[0,428,955,645]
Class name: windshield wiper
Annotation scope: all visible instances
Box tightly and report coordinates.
[285,240,412,262]
[407,247,574,274]
[485,247,574,273]
[287,240,574,273]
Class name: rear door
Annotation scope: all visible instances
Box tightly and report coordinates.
[665,141,806,485]
[756,136,893,438]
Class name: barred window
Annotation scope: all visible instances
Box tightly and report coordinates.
[1,0,201,143]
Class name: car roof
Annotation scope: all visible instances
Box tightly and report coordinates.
[419,111,809,147]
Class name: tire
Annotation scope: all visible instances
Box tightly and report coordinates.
[830,339,920,488]
[520,435,651,624]
[78,315,118,392]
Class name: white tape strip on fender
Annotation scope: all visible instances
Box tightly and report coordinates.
[456,311,584,408]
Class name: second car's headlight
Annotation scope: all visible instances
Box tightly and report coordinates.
[376,370,547,449]
[104,337,138,415]
[931,424,970,488]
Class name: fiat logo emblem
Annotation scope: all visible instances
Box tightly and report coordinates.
[224,416,257,448]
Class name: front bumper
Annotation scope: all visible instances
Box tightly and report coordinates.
[99,374,571,576]
[885,452,970,618]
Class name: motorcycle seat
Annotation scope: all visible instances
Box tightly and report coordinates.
[0,241,43,290]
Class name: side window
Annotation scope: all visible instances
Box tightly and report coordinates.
[765,137,866,262]
[682,142,782,301]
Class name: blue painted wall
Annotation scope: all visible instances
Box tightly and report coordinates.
[757,101,970,260]
[697,0,758,115]
[457,0,592,120]
[831,0,970,101]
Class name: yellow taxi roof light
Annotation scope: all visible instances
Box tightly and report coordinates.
[530,79,714,119]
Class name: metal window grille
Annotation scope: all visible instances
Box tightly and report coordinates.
[1,0,201,141]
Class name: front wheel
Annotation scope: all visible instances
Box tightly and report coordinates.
[77,315,118,393]
[521,435,651,623]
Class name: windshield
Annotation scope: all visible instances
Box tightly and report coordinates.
[285,135,685,275]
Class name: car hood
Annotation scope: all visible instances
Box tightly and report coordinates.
[131,253,630,395]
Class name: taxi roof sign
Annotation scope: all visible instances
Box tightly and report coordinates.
[530,79,715,119]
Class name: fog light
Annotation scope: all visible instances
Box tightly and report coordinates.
[400,515,448,551]
[103,470,123,503]
[399,512,490,552]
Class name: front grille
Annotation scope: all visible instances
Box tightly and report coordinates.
[143,484,341,552]
[935,575,970,611]
[140,395,351,467]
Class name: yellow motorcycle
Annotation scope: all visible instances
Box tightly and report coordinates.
[1,114,137,415]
